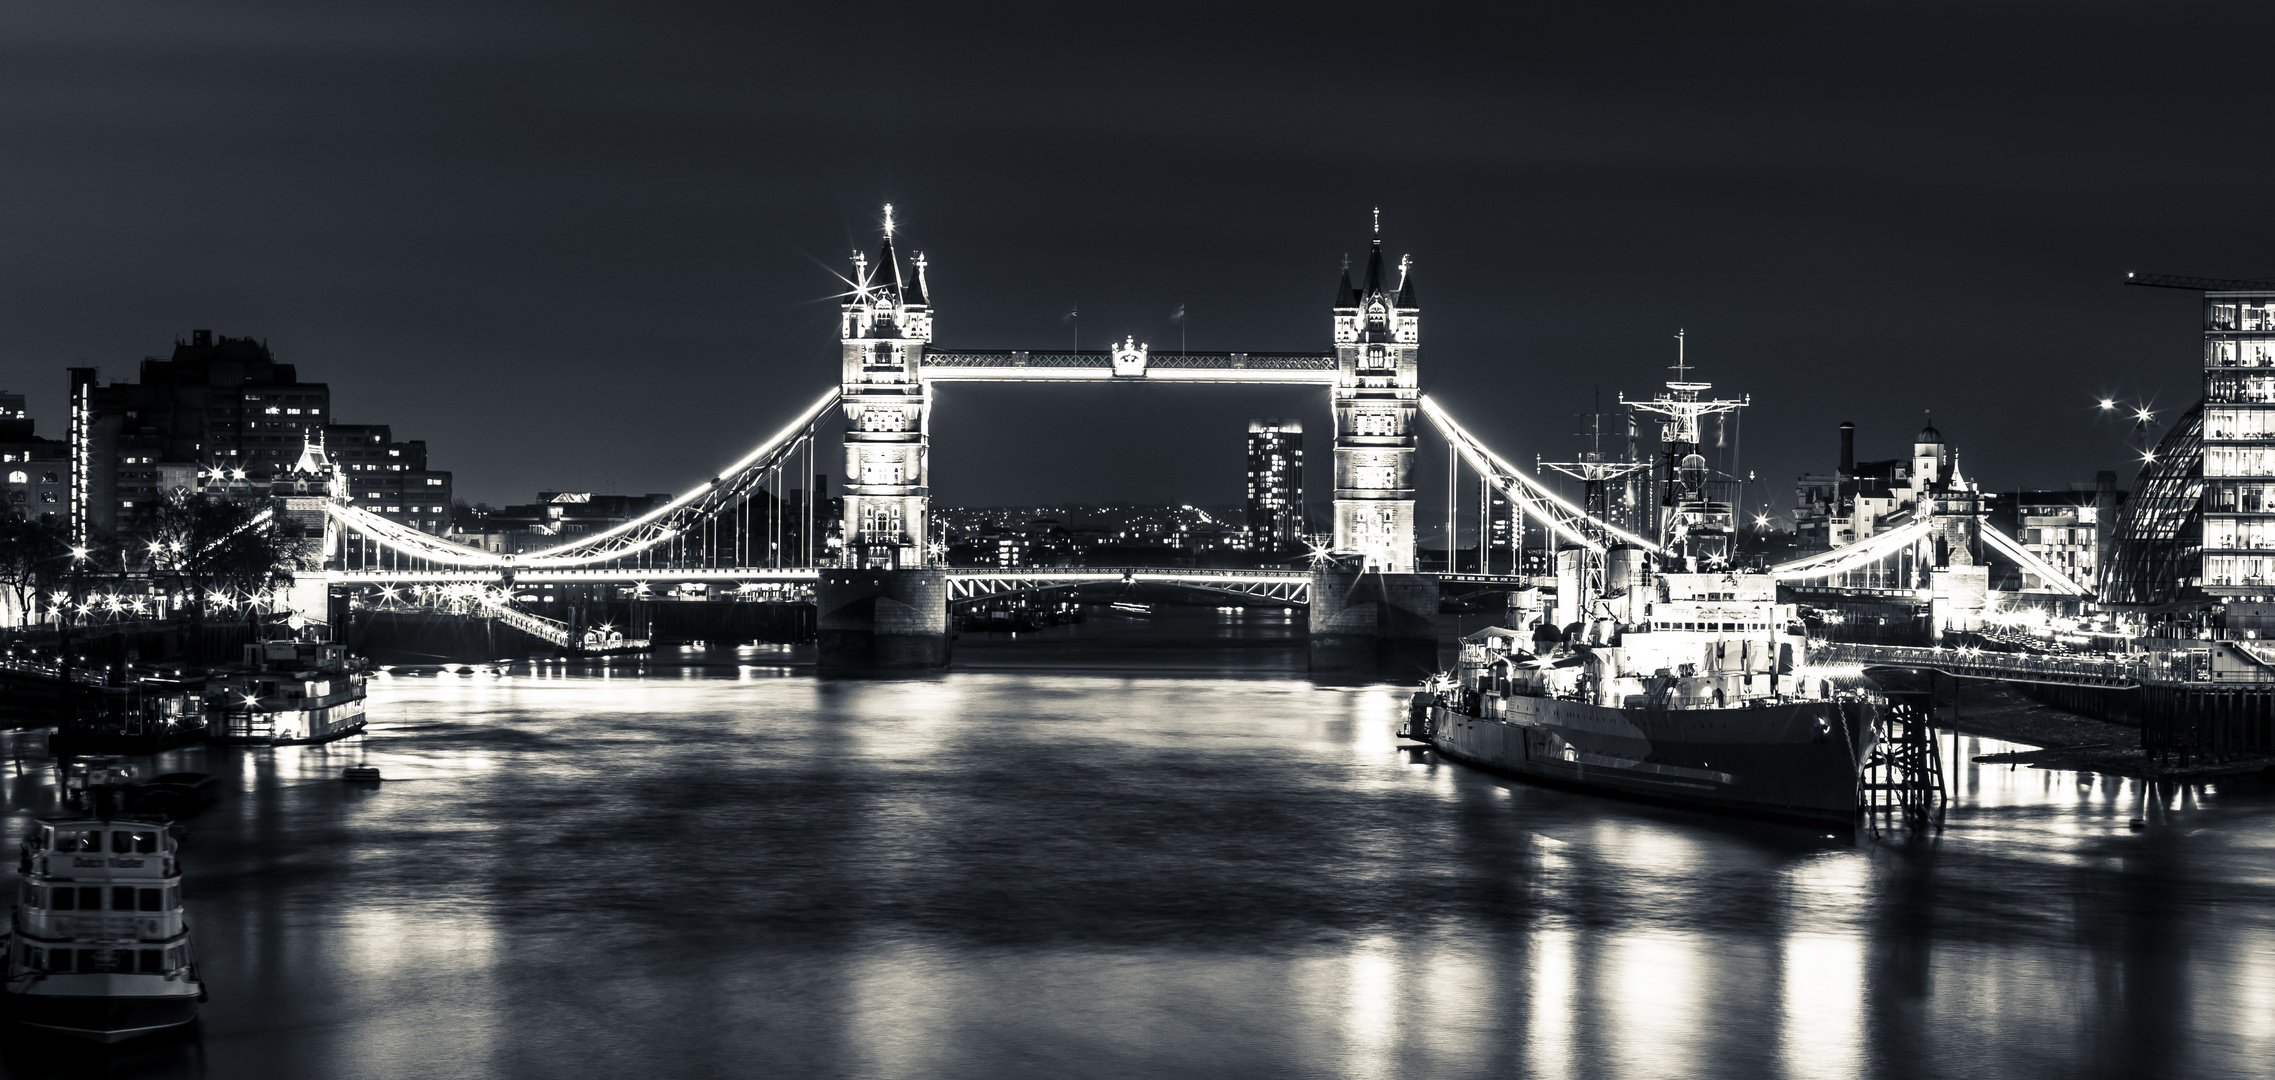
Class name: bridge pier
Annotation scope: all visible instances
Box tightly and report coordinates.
[817,568,952,672]
[1307,569,1439,674]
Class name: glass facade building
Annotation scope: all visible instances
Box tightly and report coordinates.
[2201,292,2275,594]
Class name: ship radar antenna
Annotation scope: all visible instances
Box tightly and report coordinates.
[1671,329,1690,384]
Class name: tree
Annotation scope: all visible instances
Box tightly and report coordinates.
[136,491,310,624]
[0,514,69,626]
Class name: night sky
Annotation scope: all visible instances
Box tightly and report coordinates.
[3,2,2268,527]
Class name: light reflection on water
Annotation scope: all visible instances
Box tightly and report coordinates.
[0,653,2267,1079]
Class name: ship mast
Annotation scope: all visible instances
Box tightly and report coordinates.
[1620,331,1749,565]
[1538,390,1652,548]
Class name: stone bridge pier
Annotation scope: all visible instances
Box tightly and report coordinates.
[1308,567,1440,674]
[816,569,952,672]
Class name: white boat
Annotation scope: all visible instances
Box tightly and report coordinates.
[209,639,369,745]
[3,758,203,1042]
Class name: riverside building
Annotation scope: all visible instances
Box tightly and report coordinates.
[0,392,66,525]
[2201,292,2275,594]
[66,331,451,541]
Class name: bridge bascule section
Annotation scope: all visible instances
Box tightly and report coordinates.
[316,208,1646,670]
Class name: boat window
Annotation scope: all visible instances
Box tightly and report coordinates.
[20,881,38,908]
[165,947,182,970]
[51,887,73,910]
[38,826,50,850]
[41,948,64,972]
[139,949,164,973]
[52,829,100,852]
[138,888,162,912]
[165,886,179,909]
[81,949,125,973]
[117,831,157,854]
[77,887,100,910]
[112,887,135,911]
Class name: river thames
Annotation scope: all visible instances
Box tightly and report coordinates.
[1,609,2271,1079]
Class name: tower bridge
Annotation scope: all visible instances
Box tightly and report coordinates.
[315,207,1642,670]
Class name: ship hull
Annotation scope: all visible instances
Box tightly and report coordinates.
[3,989,199,1043]
[1422,694,1877,825]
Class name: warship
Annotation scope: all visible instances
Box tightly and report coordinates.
[1408,351,1879,823]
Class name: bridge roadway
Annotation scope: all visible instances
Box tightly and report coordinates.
[331,567,1537,608]
[1810,641,2140,689]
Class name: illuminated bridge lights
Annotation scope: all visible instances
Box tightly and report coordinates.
[1418,395,1660,555]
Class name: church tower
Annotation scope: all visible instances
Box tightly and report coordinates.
[1329,212,1420,571]
[839,205,933,569]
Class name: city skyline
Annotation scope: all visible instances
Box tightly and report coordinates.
[0,4,2259,512]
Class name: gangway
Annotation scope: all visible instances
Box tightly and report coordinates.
[1811,641,2138,688]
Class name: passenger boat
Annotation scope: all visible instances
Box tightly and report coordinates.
[1408,361,1881,824]
[207,639,368,745]
[3,758,204,1042]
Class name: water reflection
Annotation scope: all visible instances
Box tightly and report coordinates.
[0,654,2265,1078]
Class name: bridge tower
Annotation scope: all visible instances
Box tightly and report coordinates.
[1311,215,1438,672]
[820,206,952,670]
[838,205,933,570]
[1329,215,1420,571]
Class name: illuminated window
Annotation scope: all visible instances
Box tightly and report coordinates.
[859,502,904,538]
[6,471,23,484]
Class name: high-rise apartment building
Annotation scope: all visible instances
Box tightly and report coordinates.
[1246,419,1304,553]
[2200,293,2275,593]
